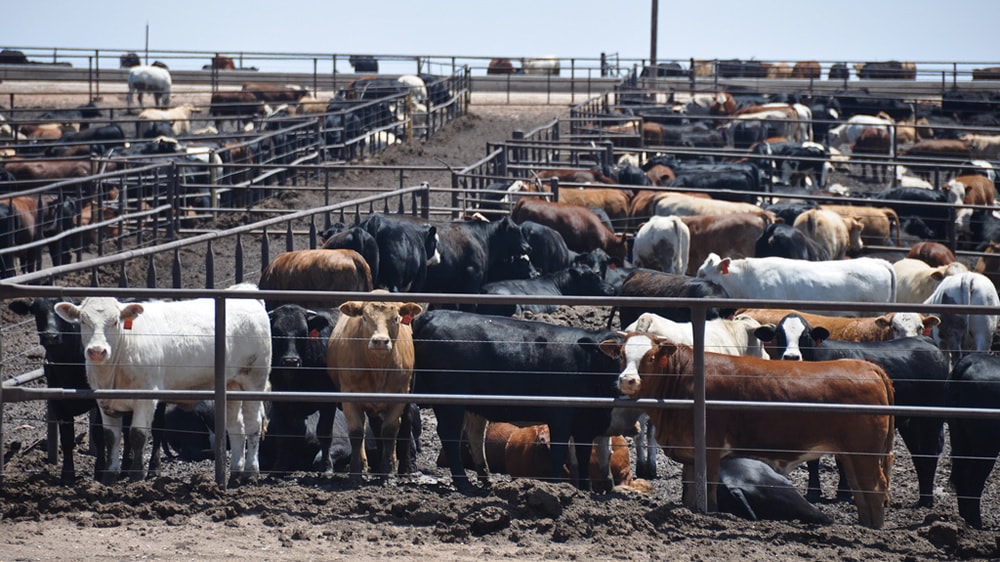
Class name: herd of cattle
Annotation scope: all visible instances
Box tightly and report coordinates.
[7,71,1000,533]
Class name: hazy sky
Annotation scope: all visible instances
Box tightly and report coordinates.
[5,0,997,74]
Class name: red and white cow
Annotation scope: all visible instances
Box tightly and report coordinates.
[697,253,896,313]
[54,284,271,484]
[632,215,690,274]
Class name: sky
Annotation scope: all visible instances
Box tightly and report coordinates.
[4,0,997,75]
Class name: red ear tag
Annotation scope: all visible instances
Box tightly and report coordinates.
[309,329,320,340]
[657,354,669,370]
[124,318,133,330]
[813,339,822,347]
[609,262,617,269]
[720,262,730,275]
[923,327,932,337]
[401,314,412,326]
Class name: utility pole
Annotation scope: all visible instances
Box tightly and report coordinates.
[145,22,149,64]
[650,0,658,67]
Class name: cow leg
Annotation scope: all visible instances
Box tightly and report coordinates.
[147,402,167,478]
[899,419,944,507]
[837,453,888,529]
[635,416,658,480]
[592,436,614,493]
[99,412,123,484]
[316,404,338,473]
[571,437,595,491]
[125,402,157,481]
[241,399,265,482]
[462,412,491,485]
[342,402,367,481]
[680,463,697,509]
[377,403,407,480]
[395,404,415,475]
[805,459,823,502]
[435,407,476,493]
[53,409,77,485]
[224,399,248,485]
[88,407,107,483]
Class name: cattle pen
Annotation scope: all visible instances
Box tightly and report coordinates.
[3,51,1000,559]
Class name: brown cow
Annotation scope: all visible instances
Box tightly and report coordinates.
[644,164,676,186]
[851,127,893,182]
[974,241,1000,289]
[209,91,264,131]
[681,213,770,275]
[487,58,516,75]
[558,187,631,227]
[907,241,957,266]
[601,335,895,528]
[899,139,973,179]
[258,249,373,310]
[2,158,92,185]
[511,197,627,261]
[792,208,864,259]
[241,82,310,104]
[326,293,422,481]
[209,55,236,70]
[735,308,940,342]
[821,204,901,247]
[532,168,616,185]
[791,60,821,79]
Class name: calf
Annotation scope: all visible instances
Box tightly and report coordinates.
[54,284,271,484]
[755,313,950,506]
[946,353,1000,528]
[258,249,373,310]
[601,335,895,529]
[326,294,422,481]
[412,310,624,492]
[718,458,831,524]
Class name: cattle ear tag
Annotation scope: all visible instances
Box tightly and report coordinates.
[123,318,133,330]
[813,338,822,348]
[656,353,669,370]
[401,314,413,326]
[923,327,933,337]
[309,329,320,340]
[720,262,729,275]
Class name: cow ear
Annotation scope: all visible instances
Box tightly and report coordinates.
[874,315,892,329]
[7,300,31,316]
[810,327,830,343]
[120,303,145,321]
[754,324,776,343]
[652,336,678,356]
[598,338,622,358]
[339,301,365,317]
[720,258,731,275]
[400,302,423,318]
[922,315,942,331]
[54,302,81,323]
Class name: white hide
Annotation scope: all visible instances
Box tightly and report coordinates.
[127,65,172,110]
[625,312,769,358]
[923,271,1000,365]
[632,215,690,274]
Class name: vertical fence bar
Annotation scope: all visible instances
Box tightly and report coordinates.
[213,297,227,487]
[692,304,708,514]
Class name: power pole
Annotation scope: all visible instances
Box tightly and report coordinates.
[650,0,658,67]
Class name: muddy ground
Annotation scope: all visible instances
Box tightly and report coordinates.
[2,87,999,561]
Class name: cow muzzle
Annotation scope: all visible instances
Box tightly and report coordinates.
[86,346,109,362]
[617,373,642,396]
[368,335,392,351]
[781,351,802,361]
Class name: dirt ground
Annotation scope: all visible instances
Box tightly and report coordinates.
[2,86,1000,561]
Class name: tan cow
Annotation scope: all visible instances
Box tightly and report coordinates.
[793,208,864,259]
[258,249,373,310]
[821,204,901,246]
[652,192,774,220]
[326,293,422,480]
[893,258,969,304]
[138,103,202,136]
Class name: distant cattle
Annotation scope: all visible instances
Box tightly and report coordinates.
[856,61,917,80]
[348,55,378,73]
[209,91,264,131]
[119,52,141,68]
[258,249,373,310]
[138,103,202,137]
[127,65,172,112]
[241,82,310,104]
[326,294,422,481]
[600,335,895,528]
[54,285,271,484]
[791,60,821,79]
[487,58,516,75]
[206,55,236,70]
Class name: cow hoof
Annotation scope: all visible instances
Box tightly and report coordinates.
[916,497,934,508]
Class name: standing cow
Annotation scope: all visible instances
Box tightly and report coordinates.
[127,64,172,112]
[326,292,422,481]
[54,284,271,485]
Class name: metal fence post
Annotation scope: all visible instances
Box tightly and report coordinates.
[692,304,708,514]
[214,297,228,487]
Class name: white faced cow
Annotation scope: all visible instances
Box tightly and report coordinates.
[55,284,271,484]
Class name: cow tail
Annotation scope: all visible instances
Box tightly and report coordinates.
[878,365,896,497]
[887,209,901,246]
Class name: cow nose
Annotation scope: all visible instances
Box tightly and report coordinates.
[279,356,301,368]
[40,332,59,345]
[86,346,109,362]
[368,335,392,351]
[781,351,802,361]
[618,374,642,396]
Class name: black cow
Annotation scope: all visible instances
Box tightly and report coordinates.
[476,265,617,317]
[411,310,623,492]
[754,313,950,507]
[749,140,830,187]
[7,298,105,484]
[324,103,364,160]
[421,216,535,309]
[834,93,914,121]
[160,401,216,461]
[754,222,831,261]
[38,101,103,130]
[610,268,732,330]
[967,208,1000,249]
[518,220,572,275]
[261,304,340,474]
[322,224,380,282]
[718,458,832,524]
[762,201,819,225]
[667,162,766,203]
[945,352,1000,529]
[349,55,378,73]
[51,123,126,156]
[871,187,951,241]
[357,213,439,293]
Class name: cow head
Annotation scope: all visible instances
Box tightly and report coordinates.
[339,296,422,353]
[9,298,80,350]
[696,252,731,282]
[55,297,143,365]
[889,312,940,339]
[601,333,682,397]
[753,313,829,361]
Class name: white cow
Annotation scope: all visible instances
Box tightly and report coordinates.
[696,253,897,314]
[127,64,172,112]
[826,114,895,153]
[893,258,968,304]
[923,271,1000,366]
[54,283,271,484]
[625,312,769,358]
[138,103,202,136]
[632,215,690,274]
